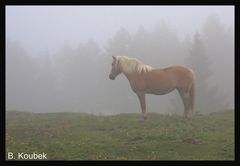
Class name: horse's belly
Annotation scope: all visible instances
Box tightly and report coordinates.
[142,71,178,95]
[146,87,175,95]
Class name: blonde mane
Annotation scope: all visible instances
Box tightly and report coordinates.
[116,56,153,74]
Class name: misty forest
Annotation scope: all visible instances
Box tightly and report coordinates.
[6,6,234,160]
[6,13,234,115]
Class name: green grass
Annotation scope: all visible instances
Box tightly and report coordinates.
[6,110,234,160]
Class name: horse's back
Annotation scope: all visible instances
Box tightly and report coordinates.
[140,66,183,94]
[164,65,195,88]
[161,65,194,77]
[150,65,195,86]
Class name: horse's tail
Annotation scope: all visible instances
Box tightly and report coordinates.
[190,71,195,112]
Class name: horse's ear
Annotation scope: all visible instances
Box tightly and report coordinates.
[112,56,116,60]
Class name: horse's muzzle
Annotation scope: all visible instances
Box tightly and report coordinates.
[109,74,115,80]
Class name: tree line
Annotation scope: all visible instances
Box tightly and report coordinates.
[6,14,234,114]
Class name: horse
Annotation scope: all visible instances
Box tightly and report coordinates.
[109,56,195,120]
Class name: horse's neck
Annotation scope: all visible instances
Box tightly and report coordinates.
[123,71,138,83]
[121,66,134,78]
[123,71,130,79]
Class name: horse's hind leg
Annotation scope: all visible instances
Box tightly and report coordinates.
[136,92,147,120]
[177,88,192,119]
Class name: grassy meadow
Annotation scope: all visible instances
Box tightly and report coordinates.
[6,110,234,160]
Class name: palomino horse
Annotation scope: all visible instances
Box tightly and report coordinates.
[109,56,195,120]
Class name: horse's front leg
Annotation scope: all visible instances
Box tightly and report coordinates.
[136,92,147,120]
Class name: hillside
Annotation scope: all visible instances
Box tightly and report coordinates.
[6,110,234,160]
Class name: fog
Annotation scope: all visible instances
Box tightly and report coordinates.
[6,6,234,115]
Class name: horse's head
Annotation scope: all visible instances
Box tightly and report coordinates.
[109,56,122,80]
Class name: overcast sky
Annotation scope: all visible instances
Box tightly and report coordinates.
[6,6,234,56]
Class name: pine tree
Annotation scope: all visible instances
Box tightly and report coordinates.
[6,40,38,111]
[105,27,132,56]
[201,14,234,109]
[187,32,228,113]
[168,32,228,114]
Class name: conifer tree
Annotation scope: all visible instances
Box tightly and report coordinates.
[187,32,228,113]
